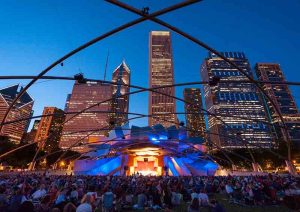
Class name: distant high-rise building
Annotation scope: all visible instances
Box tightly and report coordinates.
[22,119,40,144]
[32,119,40,131]
[0,85,34,144]
[200,52,273,149]
[64,94,71,112]
[149,31,177,127]
[255,63,300,152]
[35,107,65,153]
[184,88,206,138]
[60,82,113,152]
[110,61,130,126]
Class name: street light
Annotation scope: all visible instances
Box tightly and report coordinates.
[59,161,65,168]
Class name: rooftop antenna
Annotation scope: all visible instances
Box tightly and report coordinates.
[104,49,109,81]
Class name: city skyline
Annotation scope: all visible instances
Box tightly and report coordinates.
[201,52,274,148]
[0,0,299,129]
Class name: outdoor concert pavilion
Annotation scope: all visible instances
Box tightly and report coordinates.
[73,124,218,176]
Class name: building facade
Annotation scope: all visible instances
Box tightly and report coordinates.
[0,85,34,144]
[110,61,130,126]
[64,94,71,112]
[184,88,206,138]
[22,119,40,144]
[60,81,113,152]
[200,52,273,149]
[255,63,300,154]
[149,31,177,127]
[34,107,65,153]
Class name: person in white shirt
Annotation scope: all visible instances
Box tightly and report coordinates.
[191,189,198,200]
[31,184,46,200]
[225,183,233,195]
[76,194,93,212]
[198,189,209,206]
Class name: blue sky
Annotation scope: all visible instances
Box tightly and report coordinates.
[0,0,299,129]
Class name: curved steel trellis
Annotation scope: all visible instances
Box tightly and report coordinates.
[0,80,285,167]
[105,0,293,162]
[44,112,282,170]
[58,118,253,165]
[1,78,297,132]
[0,0,294,170]
[29,79,273,167]
[0,0,200,133]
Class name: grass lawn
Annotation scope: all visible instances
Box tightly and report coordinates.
[172,194,291,212]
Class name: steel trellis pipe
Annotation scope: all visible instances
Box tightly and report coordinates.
[106,0,293,162]
[63,118,253,165]
[57,114,266,164]
[0,0,201,133]
[0,78,293,137]
[1,75,300,86]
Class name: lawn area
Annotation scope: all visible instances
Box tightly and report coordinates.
[171,194,291,212]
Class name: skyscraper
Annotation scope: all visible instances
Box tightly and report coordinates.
[0,85,34,144]
[200,52,273,149]
[110,61,130,126]
[60,81,113,152]
[184,88,206,138]
[22,119,40,144]
[149,31,177,127]
[255,63,300,153]
[35,107,65,153]
[64,94,71,112]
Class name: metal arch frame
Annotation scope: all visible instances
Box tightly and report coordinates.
[0,0,293,168]
[31,111,258,169]
[0,78,284,167]
[26,80,253,168]
[0,0,272,163]
[30,78,269,168]
[0,77,297,145]
[57,116,254,165]
[31,119,258,164]
[39,140,233,168]
[57,128,248,166]
[0,78,284,165]
[50,112,275,169]
[0,77,293,165]
[0,78,290,163]
[0,104,267,162]
[1,79,295,132]
[49,115,146,169]
[1,75,300,86]
[0,0,201,132]
[105,0,293,162]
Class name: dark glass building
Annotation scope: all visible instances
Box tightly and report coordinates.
[0,85,34,144]
[22,119,40,144]
[200,52,273,149]
[35,107,65,153]
[149,31,177,127]
[184,88,206,138]
[255,63,300,154]
[110,61,130,126]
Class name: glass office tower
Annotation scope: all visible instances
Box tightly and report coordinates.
[255,63,300,154]
[184,88,206,138]
[201,52,273,149]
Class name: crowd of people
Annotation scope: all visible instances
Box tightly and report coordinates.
[0,172,298,212]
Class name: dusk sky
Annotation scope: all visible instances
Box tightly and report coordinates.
[0,0,299,129]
